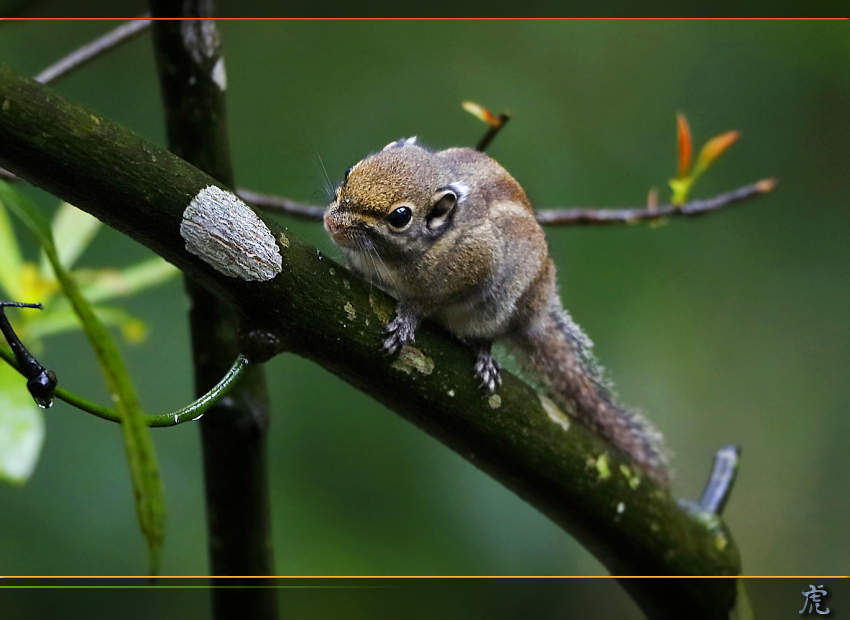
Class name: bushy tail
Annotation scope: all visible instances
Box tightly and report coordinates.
[512,308,669,485]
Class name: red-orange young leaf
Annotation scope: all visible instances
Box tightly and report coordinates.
[462,101,500,127]
[676,113,692,179]
[696,130,740,172]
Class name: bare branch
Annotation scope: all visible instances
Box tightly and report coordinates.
[237,188,326,221]
[239,179,776,231]
[535,179,777,227]
[34,17,151,86]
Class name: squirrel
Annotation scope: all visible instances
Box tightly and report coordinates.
[324,137,669,485]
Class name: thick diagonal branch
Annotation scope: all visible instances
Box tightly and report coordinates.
[0,64,740,619]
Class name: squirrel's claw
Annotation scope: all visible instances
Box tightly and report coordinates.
[474,351,502,392]
[382,314,416,354]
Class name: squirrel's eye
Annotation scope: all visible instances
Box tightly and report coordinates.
[386,206,412,228]
[343,166,354,182]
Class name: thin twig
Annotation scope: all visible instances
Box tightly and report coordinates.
[237,188,326,221]
[237,179,777,228]
[476,112,511,152]
[535,179,778,226]
[0,344,249,427]
[34,16,151,86]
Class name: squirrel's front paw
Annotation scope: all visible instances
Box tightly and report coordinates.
[474,351,503,392]
[382,315,416,354]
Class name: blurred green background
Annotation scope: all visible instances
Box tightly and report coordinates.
[0,17,848,618]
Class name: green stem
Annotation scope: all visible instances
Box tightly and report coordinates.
[0,179,165,575]
[0,344,248,427]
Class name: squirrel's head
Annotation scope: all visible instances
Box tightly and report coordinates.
[324,138,468,273]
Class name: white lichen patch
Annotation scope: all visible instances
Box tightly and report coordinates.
[539,394,570,432]
[447,389,456,397]
[212,57,227,91]
[181,19,219,64]
[343,302,356,321]
[391,346,434,376]
[278,232,290,249]
[488,394,502,409]
[616,502,625,515]
[181,186,282,281]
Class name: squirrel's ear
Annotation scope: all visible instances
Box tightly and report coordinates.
[426,188,458,231]
[382,136,418,151]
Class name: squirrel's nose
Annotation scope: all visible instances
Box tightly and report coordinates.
[323,208,339,235]
[324,208,352,246]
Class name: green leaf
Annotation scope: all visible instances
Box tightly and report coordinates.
[0,189,24,299]
[26,258,178,340]
[0,183,165,574]
[40,201,101,274]
[76,258,180,305]
[0,363,45,485]
[25,304,147,342]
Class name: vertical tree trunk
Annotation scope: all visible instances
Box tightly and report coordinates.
[148,8,278,619]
